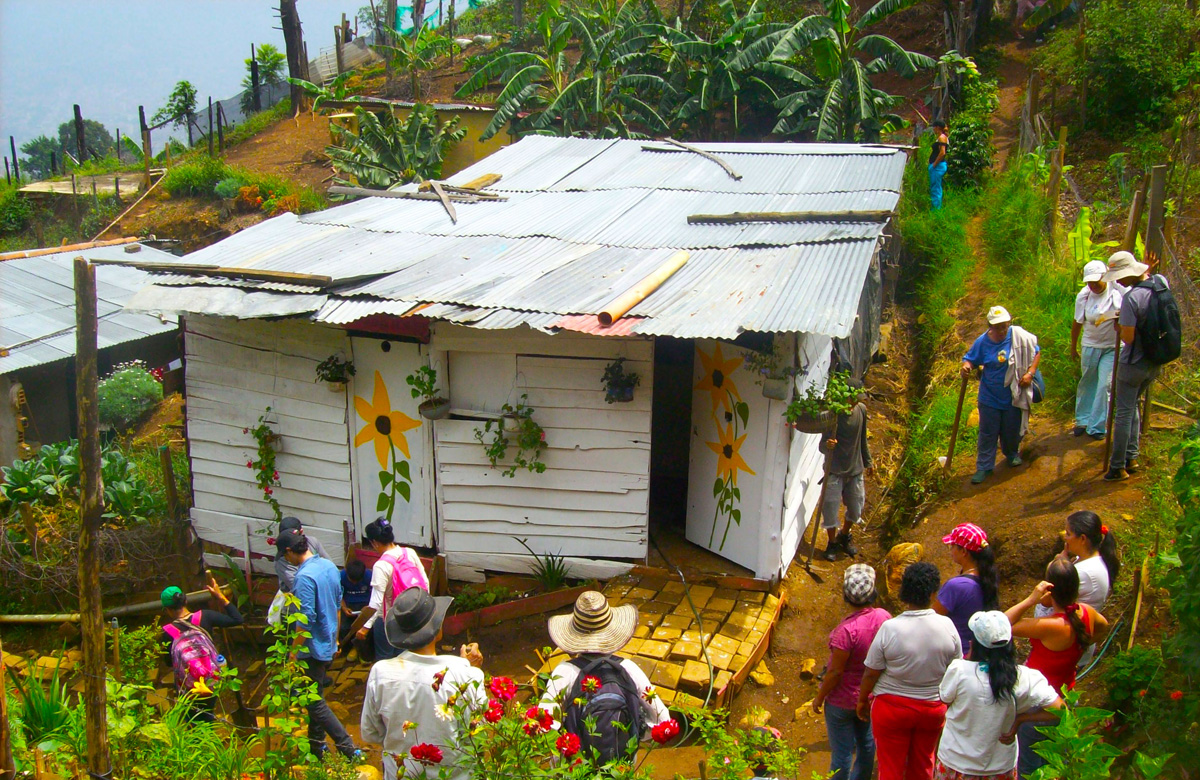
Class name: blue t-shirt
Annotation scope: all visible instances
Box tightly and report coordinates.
[964,331,1025,410]
[340,568,372,610]
[294,556,343,662]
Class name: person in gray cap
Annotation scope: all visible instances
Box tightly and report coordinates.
[360,587,485,780]
[813,564,891,780]
[1103,250,1180,480]
[1070,259,1124,439]
[274,516,331,593]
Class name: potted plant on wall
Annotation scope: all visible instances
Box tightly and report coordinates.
[406,365,450,419]
[745,340,797,401]
[601,358,640,403]
[315,354,356,391]
[474,395,547,477]
[784,370,859,434]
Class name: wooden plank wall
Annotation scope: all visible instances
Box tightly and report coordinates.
[779,333,834,573]
[430,324,653,581]
[185,315,352,565]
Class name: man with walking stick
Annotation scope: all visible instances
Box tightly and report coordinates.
[818,379,872,561]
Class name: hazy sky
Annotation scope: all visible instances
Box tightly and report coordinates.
[0,0,358,159]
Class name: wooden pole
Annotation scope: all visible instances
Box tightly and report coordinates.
[74,256,111,777]
[111,619,121,681]
[1141,380,1153,435]
[335,25,345,74]
[250,44,262,113]
[217,103,226,153]
[281,0,307,116]
[1047,126,1068,234]
[945,373,970,474]
[449,0,456,63]
[74,105,87,164]
[0,634,14,780]
[139,105,151,190]
[1103,324,1122,472]
[160,444,179,520]
[244,524,254,596]
[3,157,9,185]
[208,97,214,157]
[114,176,121,205]
[1121,177,1148,252]
[50,151,57,176]
[1145,164,1168,272]
[8,137,19,181]
[115,128,121,163]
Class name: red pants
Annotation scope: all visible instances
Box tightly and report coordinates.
[871,694,947,780]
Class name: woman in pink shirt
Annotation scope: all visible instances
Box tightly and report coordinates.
[813,564,892,780]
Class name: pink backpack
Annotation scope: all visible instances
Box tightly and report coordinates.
[381,547,430,613]
[163,615,221,695]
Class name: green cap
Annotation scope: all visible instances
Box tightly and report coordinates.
[160,586,185,608]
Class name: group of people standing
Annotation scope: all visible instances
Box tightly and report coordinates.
[815,514,1119,780]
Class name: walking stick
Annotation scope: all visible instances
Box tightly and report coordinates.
[804,474,828,578]
[943,373,970,474]
[1103,324,1122,472]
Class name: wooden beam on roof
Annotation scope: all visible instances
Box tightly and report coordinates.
[87,259,334,287]
[0,236,139,261]
[428,180,457,224]
[651,137,743,181]
[687,210,894,225]
[328,185,505,203]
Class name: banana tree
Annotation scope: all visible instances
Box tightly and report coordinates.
[326,105,466,188]
[381,27,455,100]
[742,0,935,141]
[1068,207,1119,265]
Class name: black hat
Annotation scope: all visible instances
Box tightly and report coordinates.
[279,516,303,532]
[275,529,306,553]
[384,587,453,650]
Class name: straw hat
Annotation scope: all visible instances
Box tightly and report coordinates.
[547,591,637,654]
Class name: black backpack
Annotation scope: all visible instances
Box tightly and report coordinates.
[1133,276,1182,365]
[561,655,644,764]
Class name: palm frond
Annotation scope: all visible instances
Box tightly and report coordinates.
[768,16,838,61]
[856,34,935,78]
[815,79,845,141]
[856,0,924,30]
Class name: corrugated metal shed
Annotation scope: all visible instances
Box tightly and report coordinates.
[1,244,182,374]
[131,137,908,340]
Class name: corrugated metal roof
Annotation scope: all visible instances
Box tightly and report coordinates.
[1,244,182,374]
[135,137,907,339]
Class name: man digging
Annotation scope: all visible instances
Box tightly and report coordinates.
[820,379,872,561]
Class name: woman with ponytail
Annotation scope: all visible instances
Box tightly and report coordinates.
[935,611,1062,780]
[343,517,430,661]
[934,523,1001,655]
[1063,510,1118,611]
[1006,559,1109,778]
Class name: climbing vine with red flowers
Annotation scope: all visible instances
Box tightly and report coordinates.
[245,407,282,523]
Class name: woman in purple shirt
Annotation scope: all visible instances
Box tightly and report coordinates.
[934,523,1000,654]
[813,564,892,780]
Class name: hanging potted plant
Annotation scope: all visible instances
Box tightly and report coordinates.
[315,354,356,391]
[474,395,547,478]
[406,365,450,419]
[601,358,640,403]
[744,340,798,401]
[784,370,859,434]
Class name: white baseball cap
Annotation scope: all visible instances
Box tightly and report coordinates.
[986,306,1012,325]
[1082,260,1107,283]
[968,610,1013,649]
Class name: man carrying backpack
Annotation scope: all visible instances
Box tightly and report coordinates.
[159,576,243,722]
[540,591,671,764]
[1103,250,1182,481]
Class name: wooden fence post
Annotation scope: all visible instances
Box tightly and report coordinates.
[208,97,214,156]
[8,137,18,182]
[217,104,226,153]
[74,257,111,778]
[73,104,86,165]
[139,105,151,190]
[111,619,121,681]
[1046,126,1068,234]
[335,25,345,74]
[449,0,456,64]
[1122,176,1148,251]
[250,44,262,113]
[1145,164,1168,271]
[4,156,10,186]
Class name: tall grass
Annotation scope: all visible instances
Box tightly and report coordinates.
[161,157,325,214]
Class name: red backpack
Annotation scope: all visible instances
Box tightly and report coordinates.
[163,615,221,695]
[380,547,430,613]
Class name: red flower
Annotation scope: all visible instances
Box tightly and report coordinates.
[263,486,273,495]
[266,537,276,546]
[484,699,504,723]
[246,461,254,469]
[272,470,280,480]
[1139,689,1147,697]
[243,428,249,434]
[1171,690,1184,701]
[488,676,517,701]
[409,743,443,765]
[556,732,581,758]
[431,670,446,692]
[581,675,601,695]
[523,706,554,735]
[651,719,680,744]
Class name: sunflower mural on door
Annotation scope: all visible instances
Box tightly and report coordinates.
[695,344,756,550]
[354,371,422,519]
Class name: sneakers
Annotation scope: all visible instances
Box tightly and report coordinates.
[1073,425,1086,437]
[821,544,840,561]
[1104,468,1128,482]
[837,531,859,557]
[1089,432,1106,441]
[971,469,993,484]
[1125,459,1141,473]
[1008,454,1024,467]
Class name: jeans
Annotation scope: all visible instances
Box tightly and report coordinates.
[929,162,947,209]
[825,703,875,780]
[821,472,865,530]
[976,404,1023,472]
[1109,359,1158,470]
[1075,346,1116,435]
[372,617,400,660]
[871,694,946,780]
[302,658,356,757]
[1017,721,1049,778]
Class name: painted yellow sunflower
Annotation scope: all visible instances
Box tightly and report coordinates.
[354,371,421,469]
[694,343,743,414]
[706,421,756,486]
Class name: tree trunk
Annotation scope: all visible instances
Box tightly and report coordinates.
[280,0,307,116]
[75,257,110,778]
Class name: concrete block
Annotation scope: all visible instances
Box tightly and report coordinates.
[637,612,662,631]
[623,638,644,656]
[629,655,658,678]
[656,687,677,705]
[708,649,734,671]
[641,601,670,615]
[720,623,750,642]
[709,635,740,655]
[679,660,712,691]
[660,613,692,631]
[660,581,687,595]
[688,585,715,602]
[633,624,651,638]
[714,669,733,691]
[738,590,766,604]
[625,587,657,603]
[640,640,671,660]
[675,692,705,709]
[706,597,735,614]
[670,641,701,661]
[712,588,738,600]
[650,661,683,689]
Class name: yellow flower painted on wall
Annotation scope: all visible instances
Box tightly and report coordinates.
[706,422,755,487]
[695,343,744,414]
[354,371,421,518]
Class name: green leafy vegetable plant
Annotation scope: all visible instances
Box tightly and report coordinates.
[98,360,164,431]
[474,395,547,477]
[784,369,859,423]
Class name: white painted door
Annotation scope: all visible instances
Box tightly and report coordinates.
[349,337,433,547]
[685,340,774,572]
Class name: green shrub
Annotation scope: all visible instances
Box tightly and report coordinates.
[947,77,998,188]
[98,361,163,431]
[214,176,244,198]
[161,156,231,196]
[0,190,33,234]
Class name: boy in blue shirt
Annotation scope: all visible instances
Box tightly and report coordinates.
[339,557,372,640]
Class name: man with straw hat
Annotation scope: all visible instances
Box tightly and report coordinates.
[541,591,671,761]
[360,587,486,780]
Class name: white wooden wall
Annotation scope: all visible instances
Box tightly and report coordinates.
[779,333,834,576]
[429,324,652,581]
[185,315,352,571]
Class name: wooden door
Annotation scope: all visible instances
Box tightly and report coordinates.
[349,337,433,547]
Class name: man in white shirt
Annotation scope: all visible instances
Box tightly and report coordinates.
[539,590,671,762]
[359,587,486,780]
